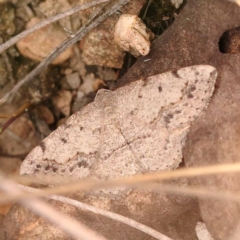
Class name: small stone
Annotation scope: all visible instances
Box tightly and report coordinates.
[97,67,117,81]
[81,29,125,68]
[69,55,87,77]
[36,105,55,125]
[77,90,84,99]
[16,17,73,64]
[8,115,35,140]
[114,14,155,57]
[79,73,96,95]
[64,68,73,75]
[66,72,81,90]
[52,90,72,117]
[71,91,91,113]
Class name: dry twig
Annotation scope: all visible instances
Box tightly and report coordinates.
[1,163,240,203]
[0,102,30,134]
[0,0,129,105]
[0,0,110,54]
[0,177,109,240]
[18,184,174,240]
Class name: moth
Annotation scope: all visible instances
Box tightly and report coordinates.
[20,65,217,193]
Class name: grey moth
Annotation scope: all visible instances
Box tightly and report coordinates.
[20,65,217,192]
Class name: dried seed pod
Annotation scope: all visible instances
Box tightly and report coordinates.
[114,14,155,57]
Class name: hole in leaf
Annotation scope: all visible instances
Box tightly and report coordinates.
[219,26,240,54]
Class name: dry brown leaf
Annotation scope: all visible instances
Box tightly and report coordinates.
[119,0,240,239]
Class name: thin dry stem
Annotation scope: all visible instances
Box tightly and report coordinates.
[19,184,173,240]
[0,178,109,240]
[0,102,30,135]
[2,163,240,203]
[0,0,129,105]
[0,0,110,54]
[141,184,240,203]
